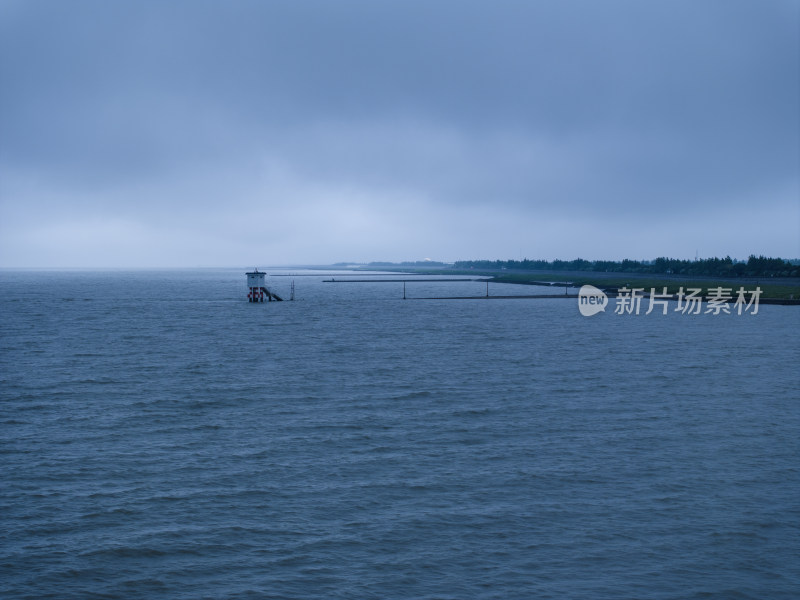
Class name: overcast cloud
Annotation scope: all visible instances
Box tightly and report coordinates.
[1,0,798,267]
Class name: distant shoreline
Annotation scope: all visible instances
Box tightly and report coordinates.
[346,265,800,301]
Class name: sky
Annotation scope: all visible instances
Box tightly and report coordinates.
[1,0,798,267]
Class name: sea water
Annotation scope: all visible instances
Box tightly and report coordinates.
[1,269,798,599]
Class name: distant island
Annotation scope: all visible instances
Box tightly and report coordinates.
[333,256,800,300]
[346,256,800,278]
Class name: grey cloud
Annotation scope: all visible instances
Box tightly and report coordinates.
[0,0,797,265]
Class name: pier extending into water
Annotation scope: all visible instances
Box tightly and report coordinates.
[414,294,577,300]
[323,278,489,283]
[322,275,800,305]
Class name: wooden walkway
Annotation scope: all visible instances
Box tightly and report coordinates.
[324,278,488,283]
[413,294,577,300]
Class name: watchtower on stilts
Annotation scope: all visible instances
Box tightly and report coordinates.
[246,269,283,302]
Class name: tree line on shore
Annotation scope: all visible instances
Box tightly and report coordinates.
[453,256,799,278]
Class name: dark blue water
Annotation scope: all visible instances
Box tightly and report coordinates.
[2,269,798,599]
